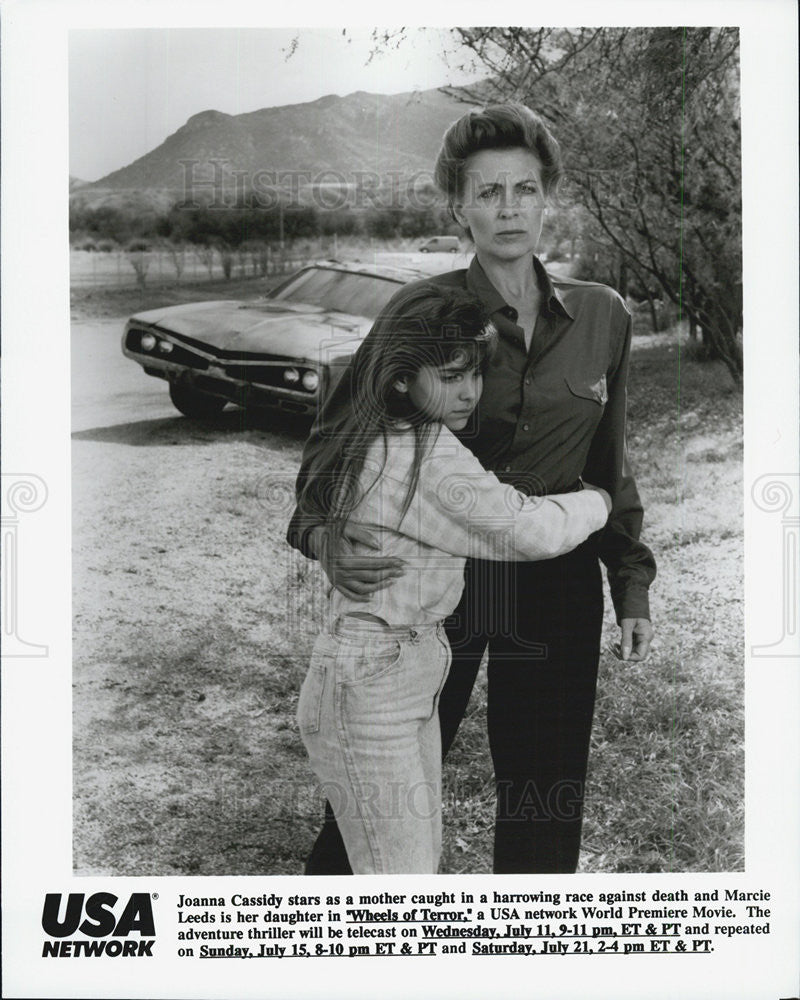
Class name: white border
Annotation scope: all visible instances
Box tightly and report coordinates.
[2,2,798,998]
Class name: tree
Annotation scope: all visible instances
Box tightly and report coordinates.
[423,27,743,381]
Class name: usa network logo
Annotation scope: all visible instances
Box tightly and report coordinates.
[41,892,156,958]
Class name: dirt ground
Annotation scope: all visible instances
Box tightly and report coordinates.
[73,312,320,873]
[72,282,743,875]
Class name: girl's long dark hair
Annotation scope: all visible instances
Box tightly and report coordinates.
[298,283,495,541]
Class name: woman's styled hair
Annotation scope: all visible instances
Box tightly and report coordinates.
[434,102,563,207]
[298,283,496,538]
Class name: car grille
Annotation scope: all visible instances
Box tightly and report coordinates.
[126,328,318,392]
[223,364,290,388]
[125,328,210,371]
[167,346,210,370]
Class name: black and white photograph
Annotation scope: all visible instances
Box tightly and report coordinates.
[69,24,742,879]
[2,3,798,999]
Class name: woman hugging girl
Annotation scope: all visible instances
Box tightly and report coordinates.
[294,284,611,875]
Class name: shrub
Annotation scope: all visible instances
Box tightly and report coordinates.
[161,241,186,280]
[194,245,215,279]
[126,251,149,289]
[319,208,360,238]
[79,239,97,252]
[544,244,567,263]
[96,240,116,253]
[216,243,234,280]
[127,238,151,252]
[684,337,717,363]
[571,252,614,286]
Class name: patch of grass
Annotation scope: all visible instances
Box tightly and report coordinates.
[71,273,275,321]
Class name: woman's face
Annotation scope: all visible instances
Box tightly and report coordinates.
[453,147,546,264]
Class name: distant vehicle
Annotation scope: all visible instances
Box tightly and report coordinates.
[418,236,460,254]
[121,261,427,419]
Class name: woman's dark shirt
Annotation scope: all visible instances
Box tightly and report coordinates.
[287,255,656,623]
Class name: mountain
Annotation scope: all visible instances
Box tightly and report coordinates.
[83,88,472,203]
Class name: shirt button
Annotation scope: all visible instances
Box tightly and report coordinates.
[525,377,531,385]
[522,423,530,432]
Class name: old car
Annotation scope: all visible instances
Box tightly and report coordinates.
[121,261,427,418]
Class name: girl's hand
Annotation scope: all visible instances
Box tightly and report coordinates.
[311,524,406,602]
[582,481,612,515]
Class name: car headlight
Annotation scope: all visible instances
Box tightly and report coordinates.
[158,339,174,353]
[301,370,320,392]
[139,332,157,351]
[283,367,300,384]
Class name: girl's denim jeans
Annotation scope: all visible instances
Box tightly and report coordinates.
[297,615,451,874]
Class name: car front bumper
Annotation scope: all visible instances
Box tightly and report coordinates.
[122,323,325,416]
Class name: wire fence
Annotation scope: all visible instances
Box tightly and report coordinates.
[67,234,473,290]
[69,246,318,289]
[69,245,679,335]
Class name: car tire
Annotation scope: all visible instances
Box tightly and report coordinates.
[420,248,429,253]
[168,381,227,418]
[449,247,458,253]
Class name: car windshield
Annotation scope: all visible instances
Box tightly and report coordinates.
[269,267,401,318]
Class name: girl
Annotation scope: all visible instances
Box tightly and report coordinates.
[294,284,611,874]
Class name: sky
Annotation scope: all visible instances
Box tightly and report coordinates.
[69,27,483,182]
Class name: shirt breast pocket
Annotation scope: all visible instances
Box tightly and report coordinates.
[565,374,608,407]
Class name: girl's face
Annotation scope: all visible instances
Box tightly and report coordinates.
[405,356,483,431]
[452,147,546,264]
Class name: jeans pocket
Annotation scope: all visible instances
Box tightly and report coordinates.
[343,637,404,685]
[297,665,326,735]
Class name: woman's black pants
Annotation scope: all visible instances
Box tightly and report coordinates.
[303,538,604,874]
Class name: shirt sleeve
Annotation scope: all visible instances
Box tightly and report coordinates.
[396,430,610,561]
[583,306,657,622]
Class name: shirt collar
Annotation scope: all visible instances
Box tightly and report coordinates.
[466,254,573,321]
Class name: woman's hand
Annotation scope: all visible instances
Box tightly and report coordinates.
[311,524,406,602]
[619,618,654,661]
[582,481,612,515]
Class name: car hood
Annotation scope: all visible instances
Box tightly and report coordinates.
[128,299,370,361]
